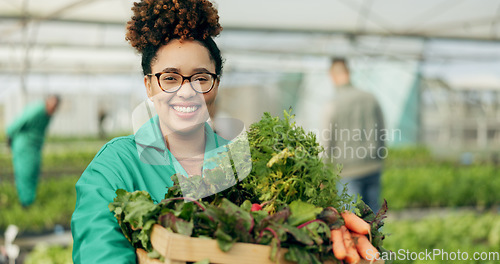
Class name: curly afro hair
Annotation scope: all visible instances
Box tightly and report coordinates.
[126,0,223,75]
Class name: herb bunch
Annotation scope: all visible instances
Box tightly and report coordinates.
[241,110,350,212]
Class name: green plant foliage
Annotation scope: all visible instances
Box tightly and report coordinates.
[382,163,500,210]
[0,175,78,233]
[241,110,350,212]
[110,187,389,263]
[383,147,434,167]
[0,151,96,179]
[384,212,500,264]
[174,110,352,212]
[24,244,73,264]
[42,151,96,172]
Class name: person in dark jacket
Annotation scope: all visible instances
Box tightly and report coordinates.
[322,58,385,211]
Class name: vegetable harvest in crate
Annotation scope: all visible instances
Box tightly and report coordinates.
[109,110,391,264]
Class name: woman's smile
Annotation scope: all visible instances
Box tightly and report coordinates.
[171,105,199,113]
[170,101,203,117]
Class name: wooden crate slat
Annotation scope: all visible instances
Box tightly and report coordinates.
[146,224,384,264]
[136,248,164,264]
[137,248,186,264]
[150,224,293,264]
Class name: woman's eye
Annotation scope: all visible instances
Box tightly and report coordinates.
[162,75,178,82]
[194,77,208,82]
[193,74,211,82]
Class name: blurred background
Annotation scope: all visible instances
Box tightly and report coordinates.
[1,0,500,263]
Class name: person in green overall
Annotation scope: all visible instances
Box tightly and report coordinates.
[6,95,60,207]
[71,0,234,263]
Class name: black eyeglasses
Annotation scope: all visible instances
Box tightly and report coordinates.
[147,72,219,94]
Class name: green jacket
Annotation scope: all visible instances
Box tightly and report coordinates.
[7,101,51,150]
[6,101,51,206]
[71,116,228,264]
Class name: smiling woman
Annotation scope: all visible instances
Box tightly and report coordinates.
[70,0,232,263]
[146,40,217,139]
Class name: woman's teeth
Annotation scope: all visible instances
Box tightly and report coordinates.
[172,106,199,113]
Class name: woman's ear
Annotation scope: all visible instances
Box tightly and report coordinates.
[144,75,153,100]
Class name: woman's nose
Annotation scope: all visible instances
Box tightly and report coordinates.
[176,80,197,98]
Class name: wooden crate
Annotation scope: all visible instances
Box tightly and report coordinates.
[137,224,384,264]
[137,248,164,264]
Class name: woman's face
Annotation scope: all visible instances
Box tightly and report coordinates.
[144,39,218,136]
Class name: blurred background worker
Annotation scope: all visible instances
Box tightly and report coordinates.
[322,58,385,212]
[6,95,61,207]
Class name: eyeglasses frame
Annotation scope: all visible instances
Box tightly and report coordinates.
[147,71,219,94]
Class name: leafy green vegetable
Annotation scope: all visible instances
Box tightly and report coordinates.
[354,199,391,259]
[109,190,161,251]
[215,228,235,252]
[285,246,322,264]
[287,200,323,227]
[316,207,343,229]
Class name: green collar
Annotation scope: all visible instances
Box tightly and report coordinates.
[134,115,225,167]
